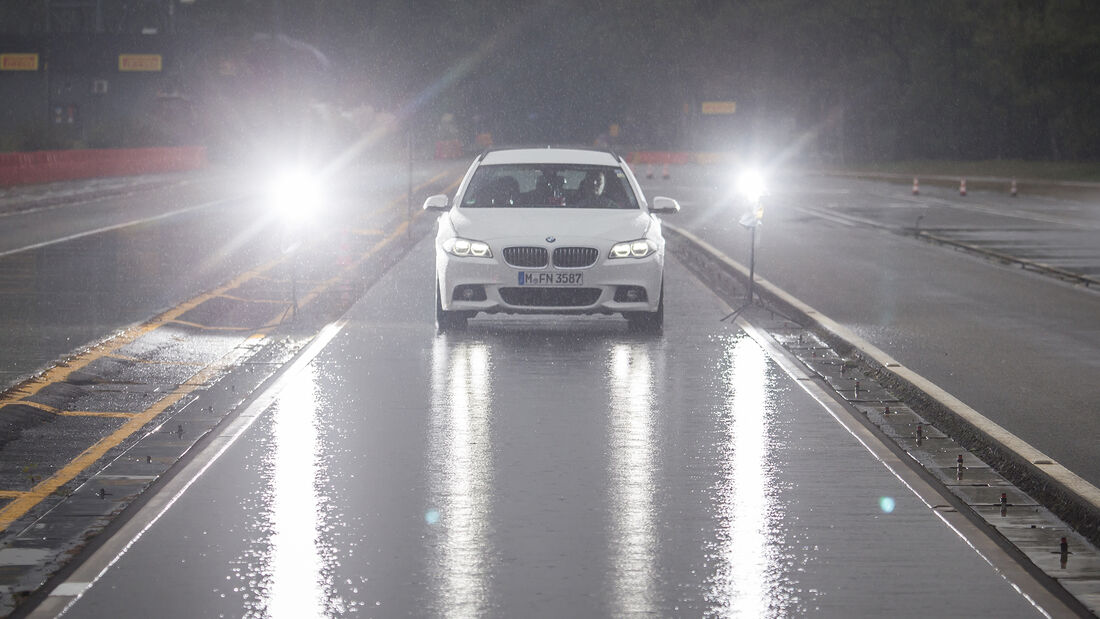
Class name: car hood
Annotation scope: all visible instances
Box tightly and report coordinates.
[447,208,652,243]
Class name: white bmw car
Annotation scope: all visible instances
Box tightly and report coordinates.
[424,147,680,331]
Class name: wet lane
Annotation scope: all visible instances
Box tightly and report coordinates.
[58,236,1054,617]
[0,163,445,388]
[654,167,1100,489]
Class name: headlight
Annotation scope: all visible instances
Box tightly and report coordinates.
[443,237,493,258]
[609,239,657,259]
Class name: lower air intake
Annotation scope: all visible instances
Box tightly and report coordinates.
[499,287,601,307]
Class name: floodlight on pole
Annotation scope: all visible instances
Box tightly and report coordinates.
[721,168,769,323]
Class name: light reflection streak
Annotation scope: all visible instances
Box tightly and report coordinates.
[607,343,658,614]
[264,363,328,618]
[709,335,787,617]
[429,336,495,616]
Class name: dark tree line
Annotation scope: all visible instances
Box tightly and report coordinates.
[4,0,1098,161]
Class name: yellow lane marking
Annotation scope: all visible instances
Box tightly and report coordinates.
[352,228,384,236]
[3,398,129,418]
[0,343,252,530]
[0,168,464,532]
[0,256,282,411]
[13,401,59,414]
[103,353,204,367]
[57,411,136,419]
[216,294,289,304]
[165,320,262,332]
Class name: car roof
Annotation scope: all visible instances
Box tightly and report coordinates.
[480,148,621,166]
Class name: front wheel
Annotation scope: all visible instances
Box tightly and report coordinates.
[625,282,664,333]
[436,281,467,332]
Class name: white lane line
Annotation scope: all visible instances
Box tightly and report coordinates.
[669,223,1100,514]
[29,320,347,618]
[731,313,1062,618]
[0,182,184,220]
[682,266,1064,615]
[0,198,234,259]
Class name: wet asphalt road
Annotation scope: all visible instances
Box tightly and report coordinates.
[655,167,1100,488]
[0,175,264,382]
[57,237,1053,618]
[0,164,440,389]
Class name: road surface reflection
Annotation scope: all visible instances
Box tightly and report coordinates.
[428,336,497,615]
[708,334,793,616]
[606,341,660,613]
[264,363,333,617]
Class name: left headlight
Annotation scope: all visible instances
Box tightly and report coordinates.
[609,239,657,259]
[443,237,493,258]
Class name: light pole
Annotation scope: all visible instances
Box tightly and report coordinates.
[720,168,767,323]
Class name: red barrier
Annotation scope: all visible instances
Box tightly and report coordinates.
[626,151,735,165]
[0,146,206,187]
[627,151,693,165]
[434,140,463,159]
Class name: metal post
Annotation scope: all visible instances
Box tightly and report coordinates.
[747,222,756,304]
[407,129,414,238]
[290,250,298,322]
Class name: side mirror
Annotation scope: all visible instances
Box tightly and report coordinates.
[650,196,681,214]
[422,194,451,211]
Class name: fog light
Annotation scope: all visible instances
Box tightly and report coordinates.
[614,286,648,303]
[452,285,487,302]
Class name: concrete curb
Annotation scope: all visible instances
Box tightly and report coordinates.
[665,223,1100,547]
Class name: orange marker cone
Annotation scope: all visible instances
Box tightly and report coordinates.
[912,177,919,195]
[645,165,654,179]
[661,164,670,180]
[959,178,967,196]
[1010,178,1018,197]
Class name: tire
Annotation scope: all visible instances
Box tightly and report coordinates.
[626,282,664,334]
[436,281,467,332]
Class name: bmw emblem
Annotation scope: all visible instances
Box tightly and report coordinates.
[546,236,556,243]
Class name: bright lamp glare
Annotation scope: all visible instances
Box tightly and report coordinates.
[270,168,322,223]
[737,168,767,203]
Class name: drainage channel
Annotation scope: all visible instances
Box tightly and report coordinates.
[668,225,1100,616]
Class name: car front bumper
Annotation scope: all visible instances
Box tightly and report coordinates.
[437,251,664,315]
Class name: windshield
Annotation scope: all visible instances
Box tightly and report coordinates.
[460,164,639,209]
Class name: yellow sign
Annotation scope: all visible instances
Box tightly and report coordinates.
[118,54,162,72]
[1,54,39,71]
[701,101,737,115]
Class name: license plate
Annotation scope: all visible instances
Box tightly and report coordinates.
[518,271,583,286]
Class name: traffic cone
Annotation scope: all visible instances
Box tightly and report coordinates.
[645,165,654,179]
[1010,178,1018,197]
[661,164,670,180]
[959,178,967,196]
[912,177,919,195]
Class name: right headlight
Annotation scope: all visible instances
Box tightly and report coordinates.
[443,237,493,258]
[609,239,657,259]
